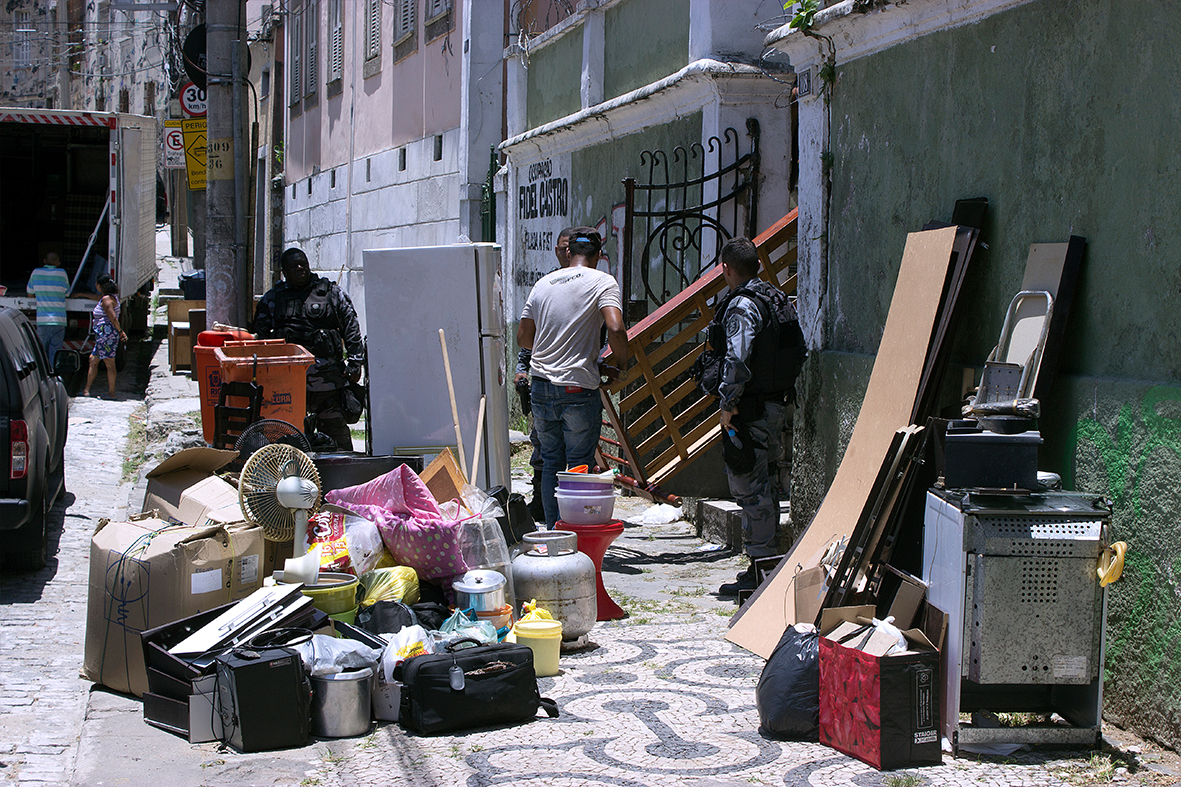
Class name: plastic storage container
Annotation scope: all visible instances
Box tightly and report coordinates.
[194,336,278,444]
[513,619,562,676]
[554,488,614,524]
[214,342,316,434]
[556,471,614,492]
[293,572,360,615]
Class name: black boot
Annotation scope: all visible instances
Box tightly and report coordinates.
[718,564,758,596]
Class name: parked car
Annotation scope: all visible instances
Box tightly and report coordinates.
[0,307,68,569]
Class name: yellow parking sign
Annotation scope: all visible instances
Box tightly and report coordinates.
[182,118,207,190]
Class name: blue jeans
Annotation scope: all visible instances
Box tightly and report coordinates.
[37,324,65,369]
[531,378,602,528]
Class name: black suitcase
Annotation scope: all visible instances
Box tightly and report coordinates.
[397,638,558,734]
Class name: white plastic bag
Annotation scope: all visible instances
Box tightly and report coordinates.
[382,625,433,680]
[294,633,383,676]
[871,616,909,656]
[631,503,682,525]
[342,507,386,575]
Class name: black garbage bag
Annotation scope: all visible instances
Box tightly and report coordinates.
[487,485,535,547]
[357,599,416,636]
[410,602,450,631]
[756,623,820,740]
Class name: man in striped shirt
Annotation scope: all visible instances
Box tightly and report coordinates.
[27,252,70,364]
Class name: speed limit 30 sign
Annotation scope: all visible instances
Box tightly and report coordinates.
[180,81,207,117]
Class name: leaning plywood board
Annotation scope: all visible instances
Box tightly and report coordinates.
[725,227,959,658]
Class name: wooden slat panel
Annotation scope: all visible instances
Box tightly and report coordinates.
[596,209,797,490]
[649,415,722,478]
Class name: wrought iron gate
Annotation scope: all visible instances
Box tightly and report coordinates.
[622,118,760,321]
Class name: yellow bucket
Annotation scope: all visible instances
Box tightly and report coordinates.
[327,607,358,626]
[299,572,360,615]
[514,619,563,677]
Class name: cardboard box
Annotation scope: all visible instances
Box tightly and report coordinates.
[84,514,265,697]
[143,447,243,527]
[818,605,941,770]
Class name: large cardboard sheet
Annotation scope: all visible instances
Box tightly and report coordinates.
[726,227,958,658]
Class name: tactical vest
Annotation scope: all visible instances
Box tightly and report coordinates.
[272,278,343,361]
[708,283,806,398]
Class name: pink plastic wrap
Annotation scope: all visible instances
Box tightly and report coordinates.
[324,464,466,582]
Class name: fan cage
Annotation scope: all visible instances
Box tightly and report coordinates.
[238,444,322,542]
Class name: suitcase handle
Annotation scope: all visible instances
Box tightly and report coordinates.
[443,637,486,653]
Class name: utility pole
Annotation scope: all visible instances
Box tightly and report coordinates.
[205,0,248,327]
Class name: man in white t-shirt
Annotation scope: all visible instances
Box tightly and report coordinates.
[517,228,628,527]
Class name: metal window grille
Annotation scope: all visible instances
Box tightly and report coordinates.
[328,0,344,81]
[305,0,319,96]
[394,0,416,44]
[364,0,381,60]
[13,11,32,69]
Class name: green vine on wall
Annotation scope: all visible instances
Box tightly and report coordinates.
[785,0,837,103]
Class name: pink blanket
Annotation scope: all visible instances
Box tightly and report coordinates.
[324,464,466,581]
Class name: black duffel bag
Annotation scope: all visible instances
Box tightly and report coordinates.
[395,638,558,735]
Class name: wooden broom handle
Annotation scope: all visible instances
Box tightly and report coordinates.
[470,395,486,485]
[439,328,468,480]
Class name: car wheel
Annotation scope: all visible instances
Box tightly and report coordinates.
[3,490,48,571]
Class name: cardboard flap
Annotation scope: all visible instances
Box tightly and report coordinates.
[177,524,230,545]
[146,447,239,479]
[820,605,937,657]
[819,605,876,636]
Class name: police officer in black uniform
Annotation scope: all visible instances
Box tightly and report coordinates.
[251,247,364,450]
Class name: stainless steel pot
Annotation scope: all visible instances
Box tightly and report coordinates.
[452,569,508,612]
[310,667,373,738]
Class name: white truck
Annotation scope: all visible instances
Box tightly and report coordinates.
[0,108,158,336]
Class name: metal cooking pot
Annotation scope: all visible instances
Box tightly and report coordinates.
[452,569,507,612]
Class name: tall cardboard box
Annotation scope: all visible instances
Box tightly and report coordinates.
[83,514,265,697]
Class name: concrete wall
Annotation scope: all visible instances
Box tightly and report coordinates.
[603,0,689,100]
[789,0,1181,748]
[524,25,582,129]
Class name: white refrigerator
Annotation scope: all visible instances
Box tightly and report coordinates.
[362,243,510,491]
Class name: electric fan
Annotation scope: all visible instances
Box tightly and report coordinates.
[235,419,312,463]
[238,443,322,554]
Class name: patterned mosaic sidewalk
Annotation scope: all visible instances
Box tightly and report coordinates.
[318,613,1097,787]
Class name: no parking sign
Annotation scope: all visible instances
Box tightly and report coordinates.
[164,119,185,169]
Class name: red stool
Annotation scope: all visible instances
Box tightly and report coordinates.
[559,519,626,621]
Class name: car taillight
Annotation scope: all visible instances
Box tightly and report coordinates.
[10,419,28,479]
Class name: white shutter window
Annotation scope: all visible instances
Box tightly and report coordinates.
[13,11,32,69]
[364,0,381,61]
[394,0,416,45]
[306,0,319,96]
[426,0,449,23]
[291,3,302,100]
[329,0,343,82]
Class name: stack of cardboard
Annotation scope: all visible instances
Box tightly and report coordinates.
[83,447,269,697]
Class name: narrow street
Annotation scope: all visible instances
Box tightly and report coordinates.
[0,379,138,783]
